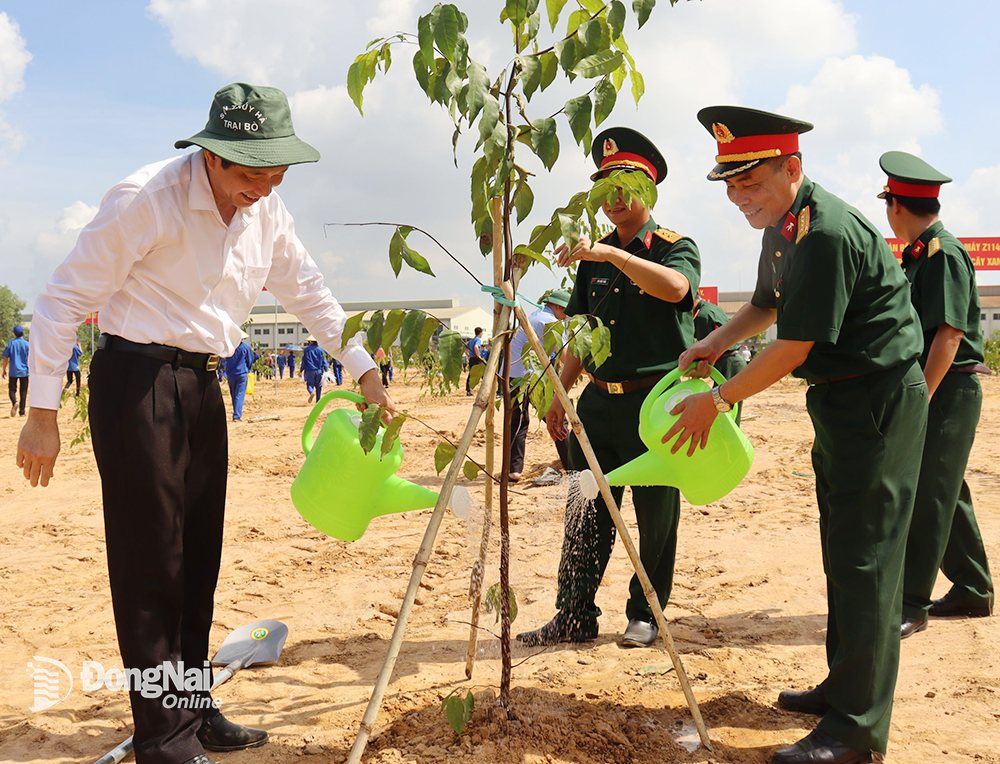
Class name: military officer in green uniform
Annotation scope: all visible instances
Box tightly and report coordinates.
[879,151,994,639]
[693,293,747,424]
[516,127,701,649]
[668,107,927,764]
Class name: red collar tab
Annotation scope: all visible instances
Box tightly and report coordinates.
[911,239,926,257]
[885,178,941,198]
[644,229,654,248]
[599,150,658,182]
[715,132,799,164]
[779,212,797,242]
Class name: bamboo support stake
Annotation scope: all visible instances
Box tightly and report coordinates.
[505,284,714,753]
[347,309,513,764]
[465,198,505,678]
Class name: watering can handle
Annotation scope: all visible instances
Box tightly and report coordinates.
[302,390,368,455]
[639,363,735,426]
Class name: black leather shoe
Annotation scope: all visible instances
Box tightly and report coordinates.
[777,687,830,716]
[197,713,268,752]
[516,612,598,646]
[621,618,658,648]
[929,589,993,618]
[182,756,215,764]
[900,614,928,639]
[772,729,876,763]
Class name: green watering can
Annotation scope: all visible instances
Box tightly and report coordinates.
[291,391,440,541]
[601,364,754,505]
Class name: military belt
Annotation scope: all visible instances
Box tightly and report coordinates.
[97,333,221,372]
[949,363,992,375]
[805,372,867,386]
[591,372,666,395]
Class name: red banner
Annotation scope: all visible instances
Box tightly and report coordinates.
[698,286,719,305]
[887,237,1000,269]
[83,312,99,325]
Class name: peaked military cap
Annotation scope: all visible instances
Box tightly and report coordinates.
[590,127,668,185]
[696,106,813,181]
[877,150,952,199]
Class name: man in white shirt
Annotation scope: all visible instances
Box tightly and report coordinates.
[16,83,393,764]
[507,290,570,480]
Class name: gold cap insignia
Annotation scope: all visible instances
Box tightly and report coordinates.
[603,138,619,157]
[712,123,735,144]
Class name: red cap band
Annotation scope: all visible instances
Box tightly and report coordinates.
[885,178,941,198]
[599,151,658,182]
[715,133,800,163]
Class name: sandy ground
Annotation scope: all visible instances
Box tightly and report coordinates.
[0,370,997,764]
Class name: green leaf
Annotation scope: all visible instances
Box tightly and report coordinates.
[572,50,623,78]
[513,243,552,271]
[358,404,383,455]
[464,690,475,718]
[463,460,481,480]
[633,0,656,29]
[347,58,367,115]
[469,360,487,391]
[380,412,408,459]
[399,232,435,276]
[612,60,628,90]
[505,0,530,25]
[594,78,617,127]
[413,50,432,97]
[379,42,392,74]
[566,8,590,35]
[477,95,500,151]
[520,55,541,101]
[434,4,460,62]
[434,441,458,474]
[388,230,403,276]
[442,694,471,734]
[382,309,406,353]
[543,321,564,356]
[555,38,578,75]
[453,34,469,77]
[568,315,593,360]
[341,311,366,351]
[578,0,605,11]
[564,95,592,145]
[607,0,626,39]
[638,664,675,676]
[591,322,611,368]
[630,68,645,105]
[529,117,559,171]
[514,181,535,224]
[467,60,490,124]
[484,582,519,624]
[558,213,581,250]
[528,374,553,418]
[400,310,428,367]
[417,13,435,67]
[539,51,559,91]
[577,18,603,56]
[438,329,464,387]
[417,316,438,358]
[545,0,568,30]
[367,310,385,353]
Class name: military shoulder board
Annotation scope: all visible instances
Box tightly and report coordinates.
[928,237,941,258]
[653,228,683,244]
[795,207,810,245]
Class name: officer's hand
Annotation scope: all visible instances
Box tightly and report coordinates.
[545,398,568,441]
[16,408,61,487]
[358,368,396,426]
[554,236,610,267]
[678,339,720,379]
[662,391,717,457]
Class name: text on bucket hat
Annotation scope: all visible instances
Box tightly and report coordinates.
[175,83,320,168]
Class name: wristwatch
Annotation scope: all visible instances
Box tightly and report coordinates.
[711,385,734,413]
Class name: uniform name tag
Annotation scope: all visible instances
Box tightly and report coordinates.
[591,277,610,285]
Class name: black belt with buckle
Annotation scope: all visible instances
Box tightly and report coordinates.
[97,334,221,372]
[591,372,665,395]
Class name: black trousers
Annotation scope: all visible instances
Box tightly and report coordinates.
[65,369,82,396]
[89,349,228,764]
[508,390,570,474]
[8,375,27,414]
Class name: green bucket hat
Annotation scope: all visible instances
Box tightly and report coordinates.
[175,83,320,168]
[544,289,571,308]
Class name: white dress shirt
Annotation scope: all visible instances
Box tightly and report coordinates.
[29,151,374,409]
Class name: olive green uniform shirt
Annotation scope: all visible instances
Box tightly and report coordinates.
[901,220,984,367]
[693,299,740,353]
[751,177,922,378]
[566,217,701,380]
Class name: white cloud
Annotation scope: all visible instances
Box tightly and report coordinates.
[55,201,99,234]
[0,12,31,102]
[947,162,1000,236]
[366,0,419,37]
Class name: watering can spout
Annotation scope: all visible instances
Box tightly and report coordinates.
[373,476,440,516]
[605,450,673,488]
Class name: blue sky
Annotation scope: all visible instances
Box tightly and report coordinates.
[1,0,998,313]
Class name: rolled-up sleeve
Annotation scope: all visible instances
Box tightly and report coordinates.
[29,183,155,409]
[263,199,375,383]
